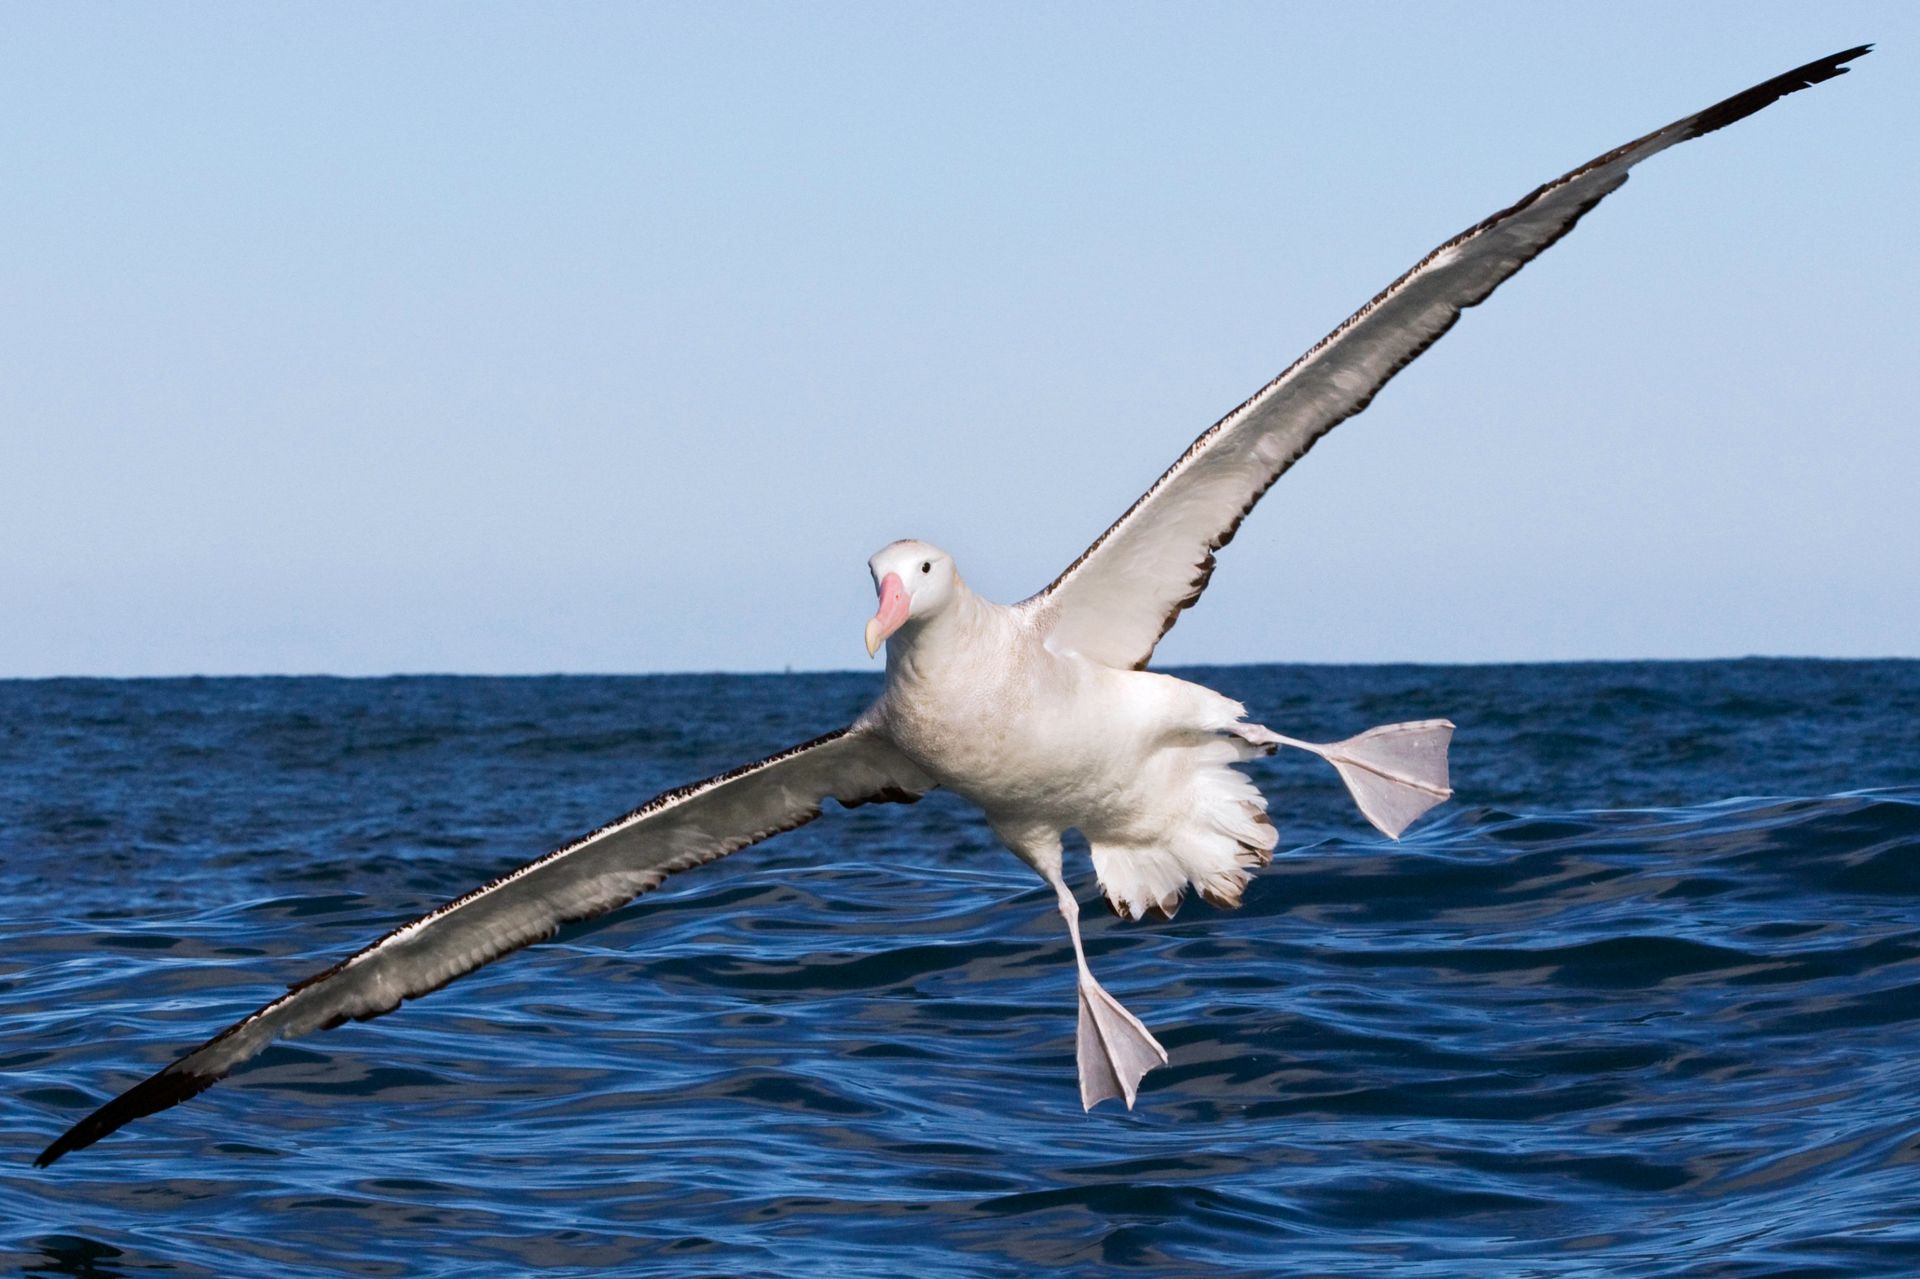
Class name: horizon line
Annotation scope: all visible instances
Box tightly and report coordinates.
[4,653,1916,682]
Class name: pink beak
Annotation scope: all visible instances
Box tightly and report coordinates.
[864,572,910,657]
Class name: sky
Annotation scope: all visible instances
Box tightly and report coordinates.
[3,3,1914,676]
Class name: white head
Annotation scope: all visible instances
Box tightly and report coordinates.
[864,540,958,657]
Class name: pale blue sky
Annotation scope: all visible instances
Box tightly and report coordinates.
[4,4,1914,676]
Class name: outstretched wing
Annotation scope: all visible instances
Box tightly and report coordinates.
[1028,46,1868,671]
[37,725,931,1166]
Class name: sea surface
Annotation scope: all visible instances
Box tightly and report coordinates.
[2,661,1917,1278]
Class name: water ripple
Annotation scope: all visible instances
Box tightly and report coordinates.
[1,663,1917,1277]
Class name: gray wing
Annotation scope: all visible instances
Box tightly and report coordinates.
[37,725,931,1166]
[1028,46,1868,671]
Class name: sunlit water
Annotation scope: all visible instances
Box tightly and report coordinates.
[3,661,1917,1277]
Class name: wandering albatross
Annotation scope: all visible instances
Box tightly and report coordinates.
[36,46,1867,1166]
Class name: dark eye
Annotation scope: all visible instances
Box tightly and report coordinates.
[921,561,931,574]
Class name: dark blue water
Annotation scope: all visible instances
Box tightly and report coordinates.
[3,661,1917,1277]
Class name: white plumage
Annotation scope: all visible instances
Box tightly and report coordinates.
[37,45,1865,1166]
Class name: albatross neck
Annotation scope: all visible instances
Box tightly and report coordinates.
[882,575,1004,685]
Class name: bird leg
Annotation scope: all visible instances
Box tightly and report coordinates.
[1051,875,1167,1110]
[1257,718,1456,840]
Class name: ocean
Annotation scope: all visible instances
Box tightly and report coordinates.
[3,660,1917,1277]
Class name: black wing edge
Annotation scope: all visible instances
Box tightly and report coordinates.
[34,1064,220,1169]
[1681,43,1869,142]
[34,726,923,1169]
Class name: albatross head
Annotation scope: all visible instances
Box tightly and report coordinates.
[865,540,958,657]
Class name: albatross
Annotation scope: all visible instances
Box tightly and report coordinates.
[37,45,1867,1166]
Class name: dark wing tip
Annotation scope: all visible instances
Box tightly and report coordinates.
[34,1064,221,1169]
[1682,45,1871,142]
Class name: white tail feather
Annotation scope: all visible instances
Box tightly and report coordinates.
[1091,742,1278,919]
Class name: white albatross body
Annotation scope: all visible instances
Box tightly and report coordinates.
[36,46,1866,1166]
[862,547,1452,1102]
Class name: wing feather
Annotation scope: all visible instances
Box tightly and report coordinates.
[1029,47,1868,670]
[36,725,930,1166]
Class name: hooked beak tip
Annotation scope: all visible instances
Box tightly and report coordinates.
[864,619,883,659]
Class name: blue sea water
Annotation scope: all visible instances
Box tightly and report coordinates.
[2,660,1917,1278]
